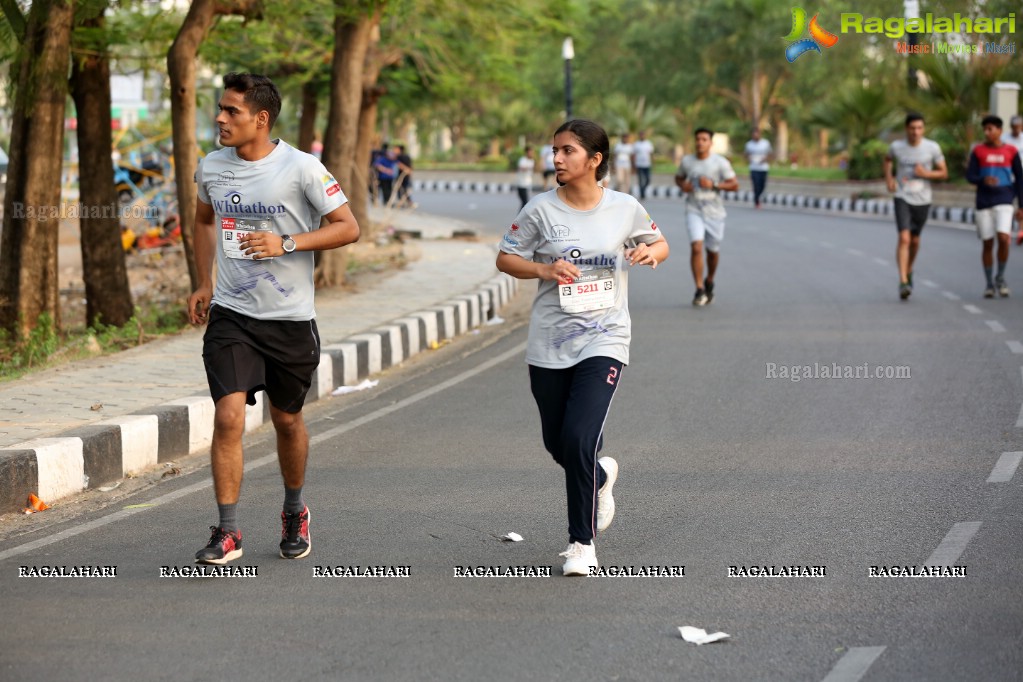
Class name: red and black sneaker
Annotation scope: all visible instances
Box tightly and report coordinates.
[195,526,243,565]
[280,506,311,559]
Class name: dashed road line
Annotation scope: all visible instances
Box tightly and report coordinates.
[1006,340,1023,354]
[985,320,1006,332]
[820,646,887,682]
[846,248,864,256]
[962,304,983,314]
[988,452,1023,483]
[920,279,939,289]
[942,291,961,301]
[925,522,981,566]
[820,241,834,248]
[872,257,889,266]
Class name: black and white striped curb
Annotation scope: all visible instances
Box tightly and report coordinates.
[0,274,519,513]
[412,179,977,226]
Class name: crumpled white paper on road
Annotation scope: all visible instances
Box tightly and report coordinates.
[678,626,730,645]
[331,379,379,396]
[501,532,523,542]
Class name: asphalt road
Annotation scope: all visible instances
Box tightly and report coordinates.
[1,190,1022,681]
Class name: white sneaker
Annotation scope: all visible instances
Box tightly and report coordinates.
[560,541,598,576]
[596,456,618,532]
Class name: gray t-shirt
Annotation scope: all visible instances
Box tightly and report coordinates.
[499,189,661,369]
[195,139,348,321]
[676,153,736,219]
[887,138,944,206]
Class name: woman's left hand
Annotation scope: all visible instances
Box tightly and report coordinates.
[626,243,658,268]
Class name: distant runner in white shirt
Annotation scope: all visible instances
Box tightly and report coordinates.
[883,112,948,300]
[744,128,773,208]
[497,118,669,576]
[675,127,739,306]
[613,133,634,194]
[516,146,535,209]
[632,130,655,199]
[1002,116,1023,245]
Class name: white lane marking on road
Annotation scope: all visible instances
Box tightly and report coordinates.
[920,279,939,289]
[925,522,981,566]
[796,236,808,243]
[942,291,961,301]
[820,646,886,682]
[846,248,864,256]
[820,241,834,248]
[962,304,983,314]
[988,452,1023,483]
[986,320,1007,332]
[1006,340,1023,354]
[872,257,889,266]
[0,342,529,562]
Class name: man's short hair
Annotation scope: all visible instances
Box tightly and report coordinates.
[222,73,282,130]
[694,127,714,138]
[1011,115,1023,126]
[982,114,1003,129]
[905,112,925,127]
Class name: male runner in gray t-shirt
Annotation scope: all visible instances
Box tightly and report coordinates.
[883,112,947,300]
[188,73,360,565]
[675,127,739,306]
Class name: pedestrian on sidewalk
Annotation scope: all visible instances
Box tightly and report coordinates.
[675,127,739,306]
[517,145,535,209]
[188,72,360,565]
[375,147,400,206]
[744,127,773,208]
[883,112,948,300]
[966,114,1023,298]
[541,144,556,190]
[496,118,669,576]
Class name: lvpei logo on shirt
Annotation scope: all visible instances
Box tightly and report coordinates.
[784,7,839,62]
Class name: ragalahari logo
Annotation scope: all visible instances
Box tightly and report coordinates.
[784,7,839,62]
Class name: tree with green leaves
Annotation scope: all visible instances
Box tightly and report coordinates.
[0,0,73,339]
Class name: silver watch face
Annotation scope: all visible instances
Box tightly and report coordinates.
[283,236,296,253]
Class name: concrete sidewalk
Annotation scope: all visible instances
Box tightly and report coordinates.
[0,209,518,513]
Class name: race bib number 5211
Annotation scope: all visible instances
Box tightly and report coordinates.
[559,268,615,313]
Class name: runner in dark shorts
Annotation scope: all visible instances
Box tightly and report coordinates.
[188,72,360,565]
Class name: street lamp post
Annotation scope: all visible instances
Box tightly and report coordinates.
[562,37,574,120]
[904,0,919,91]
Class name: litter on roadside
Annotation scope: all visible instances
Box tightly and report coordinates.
[23,493,50,514]
[485,316,506,326]
[678,626,730,645]
[97,482,122,492]
[331,379,379,396]
[501,532,523,542]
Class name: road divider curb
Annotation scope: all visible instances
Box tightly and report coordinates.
[0,273,520,513]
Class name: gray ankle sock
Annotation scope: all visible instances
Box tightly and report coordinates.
[997,261,1007,280]
[985,267,994,287]
[284,487,304,515]
[217,503,238,533]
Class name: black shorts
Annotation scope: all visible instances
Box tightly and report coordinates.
[894,198,930,235]
[202,306,320,413]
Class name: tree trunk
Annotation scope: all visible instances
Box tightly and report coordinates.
[297,80,319,154]
[352,84,384,237]
[316,4,376,288]
[167,0,262,291]
[0,0,72,338]
[776,119,789,168]
[71,9,134,328]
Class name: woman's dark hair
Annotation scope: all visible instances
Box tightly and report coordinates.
[554,119,610,181]
[223,72,282,130]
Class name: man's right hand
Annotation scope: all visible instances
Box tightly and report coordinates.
[886,178,897,193]
[188,286,213,326]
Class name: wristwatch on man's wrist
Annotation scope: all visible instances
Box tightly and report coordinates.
[281,235,297,254]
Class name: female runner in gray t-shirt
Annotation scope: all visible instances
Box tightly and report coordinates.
[497,119,669,575]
